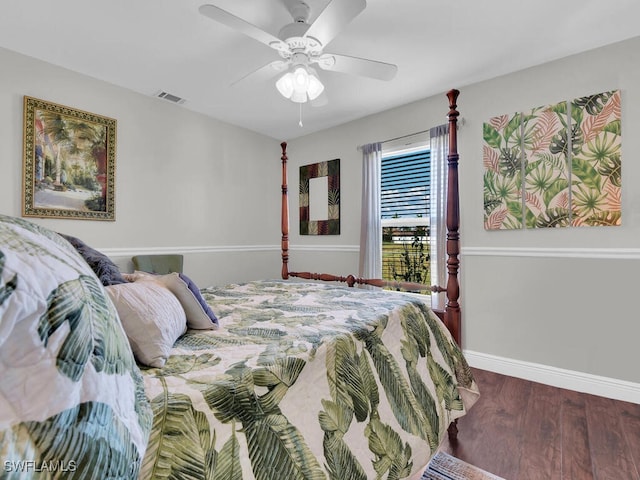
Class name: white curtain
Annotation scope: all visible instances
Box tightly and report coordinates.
[429,124,449,310]
[359,142,382,279]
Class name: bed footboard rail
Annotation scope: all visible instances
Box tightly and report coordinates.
[288,270,444,293]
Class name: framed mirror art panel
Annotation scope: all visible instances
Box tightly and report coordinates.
[299,158,340,235]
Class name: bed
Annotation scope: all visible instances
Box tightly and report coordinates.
[138,279,477,480]
[0,90,477,480]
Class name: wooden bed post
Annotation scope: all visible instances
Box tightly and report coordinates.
[281,141,289,280]
[445,89,461,346]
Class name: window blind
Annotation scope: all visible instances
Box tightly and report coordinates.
[381,150,431,219]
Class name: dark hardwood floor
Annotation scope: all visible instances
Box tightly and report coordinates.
[439,368,640,480]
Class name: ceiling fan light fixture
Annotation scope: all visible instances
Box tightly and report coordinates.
[306,69,324,100]
[276,66,324,103]
[275,72,295,98]
[290,90,308,103]
[293,66,310,90]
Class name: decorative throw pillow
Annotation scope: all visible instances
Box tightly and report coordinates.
[0,214,152,478]
[58,233,127,286]
[106,280,187,367]
[124,271,219,330]
[159,273,219,330]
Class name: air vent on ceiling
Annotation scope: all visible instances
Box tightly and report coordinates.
[154,91,187,105]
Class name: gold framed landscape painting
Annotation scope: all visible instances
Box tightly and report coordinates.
[22,96,116,220]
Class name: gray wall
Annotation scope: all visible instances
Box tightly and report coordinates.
[289,36,640,385]
[0,46,282,286]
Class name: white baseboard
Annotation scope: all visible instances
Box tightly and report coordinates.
[464,350,640,404]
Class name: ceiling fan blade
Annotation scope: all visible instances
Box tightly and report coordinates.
[317,53,397,81]
[304,0,366,47]
[199,4,288,52]
[230,60,289,87]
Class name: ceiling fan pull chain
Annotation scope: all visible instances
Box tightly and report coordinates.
[299,103,304,127]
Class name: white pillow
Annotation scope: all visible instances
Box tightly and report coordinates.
[106,281,187,367]
[124,271,219,330]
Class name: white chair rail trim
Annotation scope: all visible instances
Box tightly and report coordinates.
[102,245,640,259]
[101,245,281,257]
[100,244,359,257]
[292,245,360,252]
[462,246,640,260]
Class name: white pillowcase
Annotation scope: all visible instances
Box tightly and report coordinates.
[106,281,187,368]
[124,271,219,330]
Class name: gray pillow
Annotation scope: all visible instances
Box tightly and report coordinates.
[59,233,127,286]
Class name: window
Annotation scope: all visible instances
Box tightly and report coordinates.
[381,143,431,290]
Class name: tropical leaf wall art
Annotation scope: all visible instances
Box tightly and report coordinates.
[524,102,570,228]
[571,90,621,226]
[483,90,621,230]
[483,113,524,230]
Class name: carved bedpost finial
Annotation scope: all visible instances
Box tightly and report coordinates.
[446,89,459,113]
[447,89,460,159]
[281,142,289,279]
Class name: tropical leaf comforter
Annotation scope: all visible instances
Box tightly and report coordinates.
[139,280,479,480]
[0,214,152,480]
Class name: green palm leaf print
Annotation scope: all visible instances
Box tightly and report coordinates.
[326,335,369,422]
[203,361,325,480]
[321,425,367,480]
[37,275,134,382]
[215,430,242,480]
[20,402,141,480]
[354,320,428,441]
[244,415,326,480]
[0,251,18,306]
[426,354,463,411]
[400,310,440,451]
[252,357,306,412]
[143,389,213,480]
[483,123,502,149]
[414,303,474,391]
[573,91,614,116]
[365,418,413,480]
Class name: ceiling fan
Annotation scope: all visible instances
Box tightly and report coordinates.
[199,0,398,104]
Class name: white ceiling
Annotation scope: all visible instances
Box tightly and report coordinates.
[1,0,639,140]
